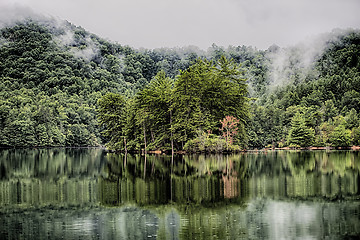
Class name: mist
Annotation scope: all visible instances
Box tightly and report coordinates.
[265,29,355,90]
[53,28,100,62]
[1,0,359,50]
[0,4,100,62]
[0,4,55,29]
[0,2,359,93]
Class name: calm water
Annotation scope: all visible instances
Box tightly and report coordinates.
[0,149,359,239]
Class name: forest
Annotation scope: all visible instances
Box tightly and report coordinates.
[0,19,360,151]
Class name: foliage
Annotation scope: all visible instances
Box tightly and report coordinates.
[172,56,249,146]
[97,93,125,149]
[183,131,225,153]
[329,125,352,147]
[287,112,315,147]
[98,57,249,151]
[1,19,360,150]
[0,21,163,147]
[248,29,360,148]
[134,71,174,151]
[220,116,240,150]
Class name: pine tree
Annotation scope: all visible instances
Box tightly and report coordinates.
[97,93,126,149]
[135,71,174,151]
[287,112,315,147]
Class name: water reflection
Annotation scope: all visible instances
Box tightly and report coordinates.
[0,148,106,210]
[1,200,359,239]
[0,207,160,239]
[0,148,106,179]
[101,153,248,206]
[0,149,359,239]
[0,149,359,207]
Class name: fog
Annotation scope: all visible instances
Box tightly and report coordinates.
[266,29,354,89]
[1,0,359,50]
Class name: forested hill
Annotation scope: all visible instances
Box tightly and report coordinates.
[0,19,200,147]
[0,19,359,149]
[248,31,360,148]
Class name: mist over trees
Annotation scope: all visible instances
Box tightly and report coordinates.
[0,19,359,150]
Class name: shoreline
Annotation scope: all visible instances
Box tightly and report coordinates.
[1,146,360,154]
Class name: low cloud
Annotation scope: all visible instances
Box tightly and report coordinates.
[70,38,99,62]
[266,29,356,89]
[1,0,360,50]
[0,3,50,28]
[0,4,99,62]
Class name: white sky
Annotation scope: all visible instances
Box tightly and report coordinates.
[1,0,360,49]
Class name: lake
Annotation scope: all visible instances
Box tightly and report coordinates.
[0,148,359,239]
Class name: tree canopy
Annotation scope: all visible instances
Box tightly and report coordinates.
[1,20,360,150]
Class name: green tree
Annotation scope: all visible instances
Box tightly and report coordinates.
[345,108,359,129]
[172,57,249,146]
[329,124,352,147]
[97,93,126,149]
[287,112,315,147]
[135,71,174,151]
[352,126,360,146]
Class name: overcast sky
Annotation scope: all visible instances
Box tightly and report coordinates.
[1,0,360,50]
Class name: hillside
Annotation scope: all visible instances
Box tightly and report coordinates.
[0,19,199,147]
[0,18,359,149]
[248,31,360,148]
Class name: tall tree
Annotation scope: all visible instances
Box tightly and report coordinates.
[135,71,174,151]
[172,56,249,145]
[97,93,126,149]
[287,112,315,147]
[172,59,211,144]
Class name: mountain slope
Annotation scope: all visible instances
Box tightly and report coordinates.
[0,20,145,146]
[0,18,359,148]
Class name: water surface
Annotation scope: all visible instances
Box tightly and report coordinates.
[0,149,359,239]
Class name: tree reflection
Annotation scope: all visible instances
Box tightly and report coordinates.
[1,149,359,210]
[0,149,360,239]
[100,150,360,206]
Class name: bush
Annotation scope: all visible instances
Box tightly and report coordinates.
[329,125,352,147]
[183,131,240,152]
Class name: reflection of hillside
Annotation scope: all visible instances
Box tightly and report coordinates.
[0,179,99,210]
[0,178,100,211]
[243,151,360,177]
[0,207,160,239]
[1,199,359,240]
[181,154,248,178]
[246,151,360,200]
[0,148,106,179]
[102,151,360,205]
[1,149,359,212]
[104,153,248,179]
[1,149,360,240]
[247,172,359,200]
[0,148,106,212]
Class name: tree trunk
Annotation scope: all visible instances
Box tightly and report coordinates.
[124,137,127,168]
[124,137,127,153]
[143,153,147,179]
[143,123,147,179]
[143,122,147,155]
[226,128,229,151]
[150,128,155,143]
[124,153,127,168]
[170,109,174,165]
